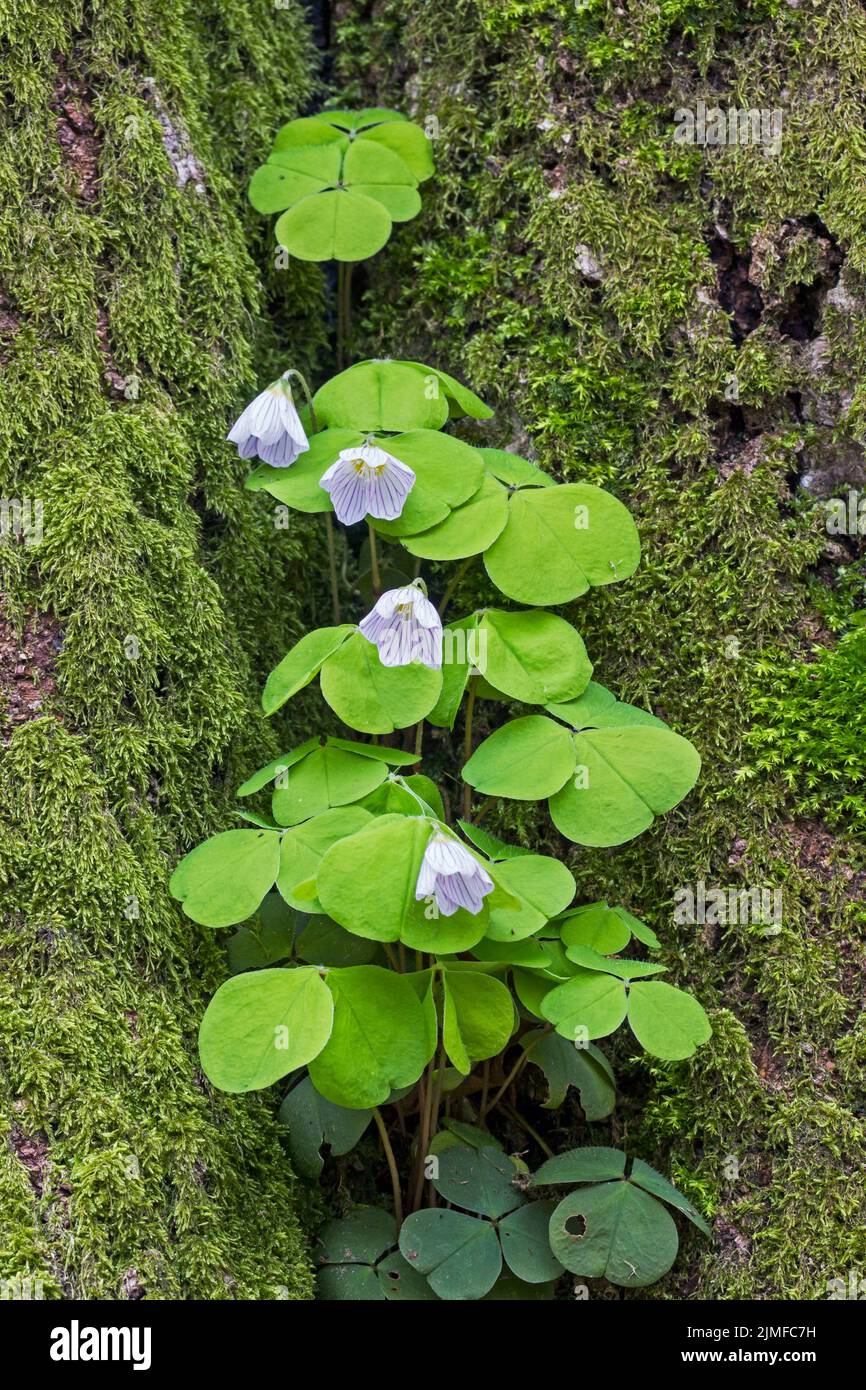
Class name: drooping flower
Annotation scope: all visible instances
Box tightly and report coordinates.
[227,373,309,468]
[359,583,442,669]
[319,443,415,526]
[415,832,495,917]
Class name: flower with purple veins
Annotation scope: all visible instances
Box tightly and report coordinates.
[319,442,415,525]
[227,373,309,468]
[415,831,495,917]
[359,582,442,669]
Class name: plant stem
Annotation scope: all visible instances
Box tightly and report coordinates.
[336,262,345,371]
[439,556,473,619]
[372,1109,403,1226]
[502,1102,554,1159]
[413,719,424,759]
[368,522,381,597]
[462,676,477,820]
[325,513,341,624]
[479,1053,527,1121]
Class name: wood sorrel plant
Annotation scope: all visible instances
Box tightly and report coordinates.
[170,108,711,1300]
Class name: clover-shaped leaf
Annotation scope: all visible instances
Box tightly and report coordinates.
[278,1075,372,1179]
[316,1209,438,1301]
[530,1147,709,1287]
[238,735,419,824]
[541,966,712,1060]
[400,1144,564,1298]
[558,900,661,954]
[198,966,334,1092]
[463,683,701,847]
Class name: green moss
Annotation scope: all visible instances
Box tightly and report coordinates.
[0,0,325,1298]
[333,0,866,1298]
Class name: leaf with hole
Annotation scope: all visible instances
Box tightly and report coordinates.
[278,1075,372,1178]
[548,1180,679,1286]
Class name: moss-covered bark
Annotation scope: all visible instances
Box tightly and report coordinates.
[331,0,866,1298]
[0,0,326,1299]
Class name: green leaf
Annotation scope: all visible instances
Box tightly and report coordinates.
[531,1146,627,1186]
[401,362,494,420]
[432,1144,524,1218]
[481,609,592,705]
[441,970,516,1073]
[271,116,349,152]
[276,188,393,263]
[170,829,281,928]
[359,120,435,180]
[236,739,321,797]
[317,815,489,951]
[626,981,712,1060]
[426,616,477,729]
[499,1201,565,1283]
[198,967,334,1092]
[549,724,702,847]
[476,447,555,489]
[560,903,632,956]
[227,893,296,973]
[616,906,662,950]
[342,139,420,221]
[320,630,443,735]
[313,361,450,432]
[376,1250,440,1301]
[248,142,341,213]
[548,1181,679,1286]
[278,1075,372,1178]
[271,743,390,825]
[522,1030,616,1119]
[541,971,629,1043]
[629,1158,712,1236]
[245,428,362,512]
[512,967,555,1019]
[262,625,355,715]
[317,1208,396,1265]
[399,1209,502,1300]
[456,820,532,862]
[308,965,431,1107]
[318,108,407,132]
[484,483,641,606]
[563,945,667,980]
[487,855,576,928]
[463,715,576,799]
[401,475,509,559]
[277,807,373,911]
[324,737,422,766]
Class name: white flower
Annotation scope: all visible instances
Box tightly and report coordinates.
[227,374,309,468]
[319,443,415,525]
[359,583,442,669]
[415,832,495,917]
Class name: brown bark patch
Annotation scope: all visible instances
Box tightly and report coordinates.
[0,599,62,741]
